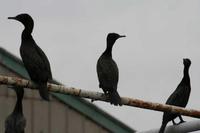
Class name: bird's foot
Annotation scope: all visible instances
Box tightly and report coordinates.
[110,101,122,106]
[91,99,97,103]
[178,116,186,124]
[172,120,178,125]
[110,102,117,106]
[105,93,110,97]
[178,120,186,125]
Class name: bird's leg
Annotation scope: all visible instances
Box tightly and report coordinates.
[91,99,95,103]
[102,88,108,95]
[172,119,178,125]
[91,87,108,103]
[178,115,185,124]
[107,91,115,105]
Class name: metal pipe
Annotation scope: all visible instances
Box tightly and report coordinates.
[138,120,200,133]
[0,75,200,118]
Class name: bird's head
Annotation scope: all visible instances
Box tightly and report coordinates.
[8,13,34,31]
[107,33,126,46]
[183,58,191,67]
[107,33,126,41]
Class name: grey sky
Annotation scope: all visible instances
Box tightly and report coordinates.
[1,0,200,131]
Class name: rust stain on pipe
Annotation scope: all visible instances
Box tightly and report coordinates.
[0,75,200,119]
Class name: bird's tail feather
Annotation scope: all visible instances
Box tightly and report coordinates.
[38,83,49,101]
[48,79,60,85]
[109,90,122,106]
[159,122,167,133]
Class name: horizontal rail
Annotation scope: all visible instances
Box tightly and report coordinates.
[0,75,200,119]
[138,120,200,133]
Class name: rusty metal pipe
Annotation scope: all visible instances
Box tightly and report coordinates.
[0,75,200,118]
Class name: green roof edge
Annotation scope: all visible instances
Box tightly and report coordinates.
[0,47,136,133]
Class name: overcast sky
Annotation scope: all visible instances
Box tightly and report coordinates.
[1,0,200,132]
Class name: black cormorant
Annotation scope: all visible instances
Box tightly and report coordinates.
[8,14,52,101]
[5,87,26,133]
[159,58,191,133]
[97,33,125,106]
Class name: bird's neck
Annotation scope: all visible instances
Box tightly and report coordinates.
[13,88,24,114]
[103,40,115,57]
[183,66,190,83]
[22,25,33,39]
[13,96,23,115]
[103,46,113,57]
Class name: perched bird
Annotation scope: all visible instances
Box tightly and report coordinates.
[159,58,191,133]
[97,33,125,106]
[5,87,26,133]
[8,14,52,101]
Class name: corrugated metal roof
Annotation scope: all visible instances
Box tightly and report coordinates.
[0,47,136,133]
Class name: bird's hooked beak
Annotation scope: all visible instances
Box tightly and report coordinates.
[8,16,17,20]
[119,35,126,38]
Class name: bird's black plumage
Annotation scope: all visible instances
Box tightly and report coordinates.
[159,58,191,133]
[8,14,52,101]
[97,33,125,106]
[5,87,26,133]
